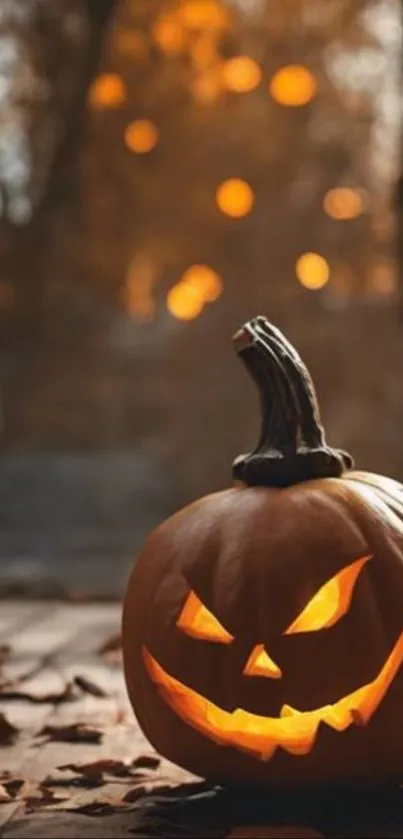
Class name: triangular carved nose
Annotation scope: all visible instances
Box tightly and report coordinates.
[243,644,282,679]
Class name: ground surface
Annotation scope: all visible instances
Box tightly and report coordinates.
[0,602,403,838]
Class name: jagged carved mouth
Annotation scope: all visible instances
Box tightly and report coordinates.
[143,633,403,761]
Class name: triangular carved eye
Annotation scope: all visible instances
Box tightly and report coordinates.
[285,555,372,634]
[176,591,234,644]
[243,644,282,679]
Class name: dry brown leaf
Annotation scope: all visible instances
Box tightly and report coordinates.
[226,828,324,838]
[0,784,11,803]
[72,801,129,817]
[38,723,103,744]
[4,779,24,798]
[25,787,71,810]
[59,758,135,778]
[73,674,108,698]
[0,712,18,745]
[132,754,160,770]
[42,773,104,789]
[122,785,147,802]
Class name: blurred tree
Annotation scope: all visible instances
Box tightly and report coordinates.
[0,0,400,594]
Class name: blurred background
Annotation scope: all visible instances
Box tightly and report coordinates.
[0,0,401,598]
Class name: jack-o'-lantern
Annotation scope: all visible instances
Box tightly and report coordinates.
[123,316,403,788]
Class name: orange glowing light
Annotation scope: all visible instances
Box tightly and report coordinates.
[152,15,185,54]
[115,30,149,60]
[177,590,234,643]
[269,65,317,107]
[125,120,159,154]
[167,283,205,321]
[216,179,254,218]
[370,262,396,296]
[223,56,262,93]
[182,265,222,302]
[123,254,156,322]
[286,556,371,634]
[179,1,229,31]
[193,71,222,104]
[88,74,126,109]
[324,188,364,220]
[296,252,330,290]
[243,644,282,679]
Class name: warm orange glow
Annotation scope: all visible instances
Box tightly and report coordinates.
[176,590,234,643]
[269,65,317,107]
[143,630,403,760]
[193,71,222,104]
[223,56,262,93]
[178,1,229,31]
[323,188,364,220]
[152,15,185,54]
[167,283,205,321]
[125,120,159,154]
[370,262,396,296]
[88,74,126,109]
[243,644,282,679]
[181,265,222,302]
[216,179,254,218]
[286,556,371,634]
[115,30,149,60]
[296,252,330,290]
[123,254,156,322]
[0,282,15,311]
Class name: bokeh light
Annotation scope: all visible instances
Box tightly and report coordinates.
[369,261,396,296]
[216,179,254,218]
[152,14,185,54]
[167,283,205,320]
[269,65,317,107]
[181,264,223,301]
[324,188,365,220]
[167,264,223,320]
[125,120,159,154]
[178,1,229,31]
[88,74,126,109]
[296,252,330,290]
[223,56,262,93]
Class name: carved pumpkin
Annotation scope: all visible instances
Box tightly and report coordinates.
[123,316,403,788]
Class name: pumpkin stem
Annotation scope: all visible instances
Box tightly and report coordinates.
[232,316,353,488]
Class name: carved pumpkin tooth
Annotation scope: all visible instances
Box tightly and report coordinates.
[280,704,300,718]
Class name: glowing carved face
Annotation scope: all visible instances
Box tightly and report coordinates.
[143,555,403,761]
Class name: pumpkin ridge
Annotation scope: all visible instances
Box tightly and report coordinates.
[232,316,353,488]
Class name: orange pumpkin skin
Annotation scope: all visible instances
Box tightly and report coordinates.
[122,318,403,788]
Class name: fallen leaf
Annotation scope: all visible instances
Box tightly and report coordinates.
[59,758,133,778]
[4,779,24,798]
[72,801,127,817]
[132,755,160,770]
[226,828,324,838]
[42,773,104,789]
[0,712,18,745]
[38,723,103,744]
[0,784,11,803]
[24,787,71,811]
[123,786,147,802]
[73,674,108,698]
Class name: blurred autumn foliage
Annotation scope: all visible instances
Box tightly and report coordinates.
[0,0,401,594]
